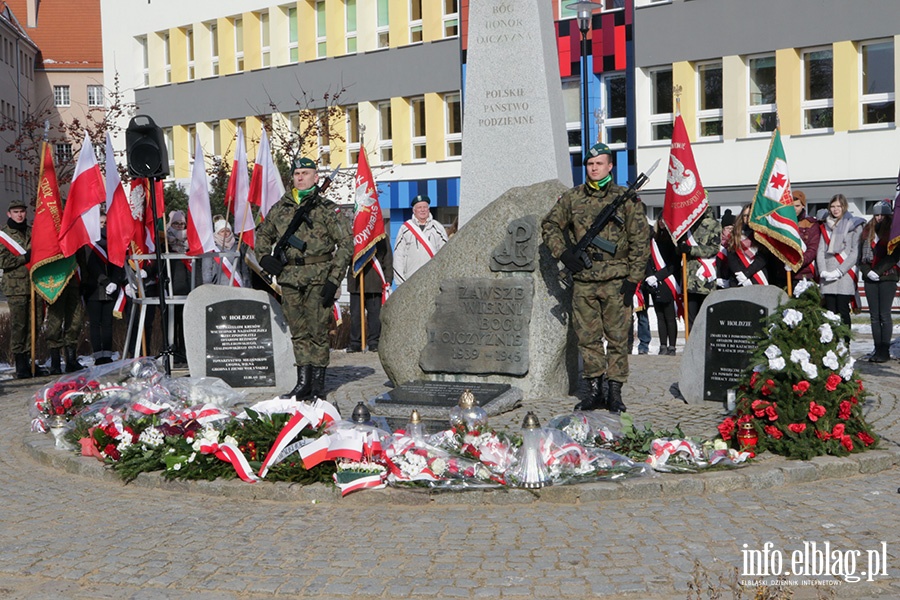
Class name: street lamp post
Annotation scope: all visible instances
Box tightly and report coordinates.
[567,1,600,168]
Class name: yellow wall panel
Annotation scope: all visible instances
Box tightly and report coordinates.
[299,1,317,62]
[172,125,190,179]
[673,61,695,140]
[218,17,236,76]
[425,93,444,162]
[326,1,344,57]
[244,11,262,71]
[833,41,859,132]
[148,32,165,87]
[422,0,442,42]
[221,119,237,164]
[270,6,289,67]
[193,22,212,79]
[722,55,746,140]
[776,48,801,135]
[169,27,187,83]
[245,116,263,162]
[389,0,408,48]
[391,96,410,164]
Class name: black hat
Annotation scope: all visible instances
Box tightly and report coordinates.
[411,194,430,207]
[721,209,735,228]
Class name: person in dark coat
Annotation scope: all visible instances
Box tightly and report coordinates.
[82,213,127,365]
[346,237,393,352]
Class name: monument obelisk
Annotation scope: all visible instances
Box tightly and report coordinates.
[457,0,573,227]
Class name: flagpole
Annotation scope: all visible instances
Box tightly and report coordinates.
[30,139,48,375]
[148,178,172,377]
[30,285,36,377]
[359,273,367,352]
[672,91,691,340]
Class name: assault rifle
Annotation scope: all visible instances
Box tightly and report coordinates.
[559,159,660,288]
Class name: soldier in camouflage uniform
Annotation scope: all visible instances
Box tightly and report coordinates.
[542,143,650,413]
[45,278,86,373]
[0,201,40,378]
[675,206,721,332]
[257,157,352,402]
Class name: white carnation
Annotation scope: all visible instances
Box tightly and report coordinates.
[819,323,834,344]
[801,361,818,380]
[823,310,841,323]
[782,309,803,328]
[790,349,811,364]
[836,340,848,356]
[822,350,840,370]
[793,279,814,297]
[764,345,782,359]
[768,356,786,371]
[839,361,855,381]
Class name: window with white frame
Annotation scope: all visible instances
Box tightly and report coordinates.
[561,78,582,155]
[748,53,776,135]
[87,85,104,107]
[444,92,462,158]
[346,106,360,165]
[649,67,673,141]
[287,111,301,158]
[138,35,149,86]
[602,72,628,148]
[234,17,244,72]
[188,126,196,160]
[55,143,72,164]
[317,109,331,166]
[316,1,327,58]
[185,26,195,80]
[409,0,423,44]
[163,128,174,175]
[861,39,894,127]
[697,61,722,139]
[288,7,298,62]
[209,122,221,158]
[376,0,390,48]
[378,101,393,163]
[53,85,70,107]
[260,12,270,67]
[346,0,357,54]
[163,32,171,83]
[443,0,459,38]
[410,96,426,160]
[209,22,219,75]
[802,47,833,132]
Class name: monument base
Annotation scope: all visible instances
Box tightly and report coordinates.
[370,380,522,420]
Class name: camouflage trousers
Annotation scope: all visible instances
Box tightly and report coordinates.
[46,282,86,349]
[280,282,332,367]
[6,294,34,354]
[572,278,631,382]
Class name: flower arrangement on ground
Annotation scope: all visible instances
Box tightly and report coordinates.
[717,281,878,460]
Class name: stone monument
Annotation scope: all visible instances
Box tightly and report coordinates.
[457,0,572,226]
[679,286,788,404]
[184,285,296,395]
[379,179,580,401]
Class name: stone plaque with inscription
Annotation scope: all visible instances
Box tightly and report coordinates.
[419,277,533,376]
[679,286,787,404]
[703,300,767,402]
[371,381,521,420]
[490,216,538,272]
[185,286,297,394]
[458,0,571,226]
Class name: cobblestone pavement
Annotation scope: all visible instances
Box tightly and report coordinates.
[2,343,900,600]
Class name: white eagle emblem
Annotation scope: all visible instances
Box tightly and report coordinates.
[667,155,696,196]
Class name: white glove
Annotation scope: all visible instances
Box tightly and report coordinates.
[821,269,841,282]
[645,275,659,288]
[867,270,880,282]
[740,277,753,287]
[735,272,749,285]
[105,282,117,295]
[139,269,148,278]
[716,278,730,289]
[125,283,137,299]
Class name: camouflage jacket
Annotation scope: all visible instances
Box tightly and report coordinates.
[682,209,722,294]
[256,189,352,289]
[0,223,30,297]
[541,182,650,284]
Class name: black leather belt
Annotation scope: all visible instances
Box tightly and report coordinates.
[286,254,332,266]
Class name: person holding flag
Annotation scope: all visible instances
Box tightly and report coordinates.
[0,200,45,378]
[816,193,865,336]
[726,204,769,287]
[347,141,392,353]
[257,157,352,403]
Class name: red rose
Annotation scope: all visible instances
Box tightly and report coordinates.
[825,374,842,392]
[838,401,852,420]
[765,404,778,421]
[788,423,806,434]
[764,425,783,439]
[831,423,845,438]
[815,429,831,440]
[752,400,767,418]
[850,395,859,405]
[841,435,854,451]
[103,443,121,461]
[807,401,827,422]
[718,417,736,441]
[857,431,875,446]
[761,379,775,396]
[737,413,753,424]
[792,381,811,396]
[750,372,759,387]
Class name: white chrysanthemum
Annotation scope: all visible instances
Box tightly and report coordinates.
[138,427,164,448]
[836,340,848,356]
[823,310,841,323]
[793,279,814,297]
[764,345,782,359]
[429,457,447,476]
[822,350,840,370]
[224,435,238,447]
[172,462,182,471]
[839,360,855,381]
[790,348,811,364]
[801,361,819,380]
[768,356,786,371]
[782,309,803,328]
[819,323,834,344]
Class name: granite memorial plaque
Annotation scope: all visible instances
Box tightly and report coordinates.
[490,216,538,272]
[371,380,521,420]
[703,300,767,402]
[206,299,276,388]
[458,0,571,226]
[419,278,533,376]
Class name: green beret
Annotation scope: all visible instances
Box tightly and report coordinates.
[292,157,317,171]
[411,194,430,207]
[583,142,611,166]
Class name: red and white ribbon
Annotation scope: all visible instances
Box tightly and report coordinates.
[199,440,258,483]
[0,230,26,256]
[258,411,311,477]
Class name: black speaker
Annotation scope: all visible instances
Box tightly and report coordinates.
[126,115,169,179]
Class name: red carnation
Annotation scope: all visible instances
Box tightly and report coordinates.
[761,379,775,396]
[718,417,736,441]
[750,372,759,387]
[831,423,845,438]
[737,413,753,424]
[825,374,842,392]
[764,425,783,439]
[850,395,859,405]
[841,435,854,452]
[808,401,827,422]
[788,423,806,434]
[765,404,778,421]
[103,444,121,461]
[752,400,767,418]
[857,431,875,446]
[838,401,852,420]
[856,379,864,392]
[792,381,810,396]
[815,429,831,440]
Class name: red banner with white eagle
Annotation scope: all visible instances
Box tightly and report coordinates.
[662,114,708,242]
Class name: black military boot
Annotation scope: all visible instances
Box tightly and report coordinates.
[310,366,327,400]
[64,347,81,373]
[607,380,627,414]
[872,343,890,363]
[574,375,608,411]
[281,365,313,400]
[14,353,32,379]
[49,349,62,375]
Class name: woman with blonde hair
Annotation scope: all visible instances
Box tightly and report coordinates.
[816,193,865,334]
